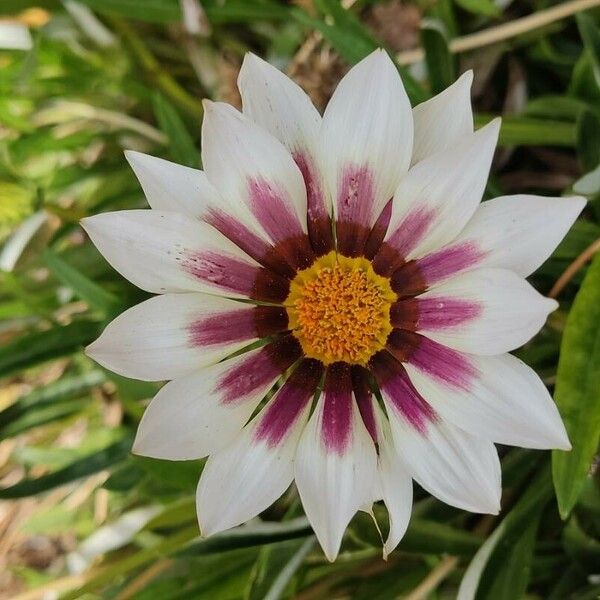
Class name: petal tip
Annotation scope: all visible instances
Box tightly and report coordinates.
[462,69,474,84]
[545,297,560,313]
[202,98,215,113]
[131,432,148,457]
[553,427,572,451]
[558,439,572,452]
[568,194,588,213]
[84,339,101,360]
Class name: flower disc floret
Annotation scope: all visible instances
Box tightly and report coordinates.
[286,251,396,365]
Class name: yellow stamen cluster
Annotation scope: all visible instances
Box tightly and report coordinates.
[286,252,395,365]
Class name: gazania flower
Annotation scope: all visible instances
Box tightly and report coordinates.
[83,50,584,561]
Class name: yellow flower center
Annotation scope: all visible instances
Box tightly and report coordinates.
[285,251,396,366]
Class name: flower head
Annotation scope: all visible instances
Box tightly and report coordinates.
[82,50,585,561]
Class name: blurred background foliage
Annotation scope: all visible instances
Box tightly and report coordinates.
[0,0,599,598]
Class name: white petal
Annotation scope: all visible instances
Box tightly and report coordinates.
[86,293,258,381]
[196,382,314,536]
[201,101,308,238]
[411,71,474,165]
[418,268,557,355]
[383,400,501,513]
[125,151,220,218]
[294,397,378,561]
[405,352,571,450]
[385,119,500,259]
[452,194,587,277]
[133,344,291,459]
[375,409,413,556]
[320,49,413,220]
[238,53,321,155]
[81,210,264,297]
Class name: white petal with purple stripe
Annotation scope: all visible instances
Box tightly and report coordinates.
[201,101,308,242]
[417,268,557,355]
[294,366,377,561]
[384,119,500,261]
[404,349,570,449]
[133,340,301,460]
[86,293,276,381]
[320,49,413,226]
[197,361,322,536]
[81,210,273,298]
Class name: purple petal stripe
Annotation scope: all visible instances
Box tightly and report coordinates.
[254,358,324,447]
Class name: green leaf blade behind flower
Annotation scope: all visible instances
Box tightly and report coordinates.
[0,320,101,378]
[552,252,600,518]
[44,248,123,316]
[151,92,200,168]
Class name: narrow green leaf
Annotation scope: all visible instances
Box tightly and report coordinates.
[0,370,105,431]
[468,466,553,599]
[77,0,180,22]
[291,4,376,65]
[553,221,600,260]
[44,249,122,315]
[525,95,587,121]
[477,516,540,599]
[553,253,600,518]
[247,537,315,600]
[475,115,577,146]
[0,436,132,498]
[0,320,101,378]
[453,0,500,17]
[0,399,86,438]
[152,92,200,167]
[77,0,290,23]
[576,109,600,171]
[421,18,455,94]
[400,518,483,556]
[576,12,600,90]
[182,518,312,557]
[563,517,600,569]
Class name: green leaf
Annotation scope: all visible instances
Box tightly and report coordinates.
[246,537,315,600]
[553,221,600,260]
[182,518,312,557]
[135,455,201,493]
[29,0,289,24]
[576,12,600,90]
[0,399,86,438]
[553,253,600,518]
[563,517,600,570]
[453,0,500,17]
[576,109,600,171]
[525,95,587,121]
[0,436,132,498]
[0,369,105,432]
[0,320,101,378]
[76,0,180,23]
[152,92,200,167]
[44,249,122,315]
[400,518,483,556]
[421,18,455,94]
[290,5,376,65]
[462,466,553,599]
[475,115,577,146]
